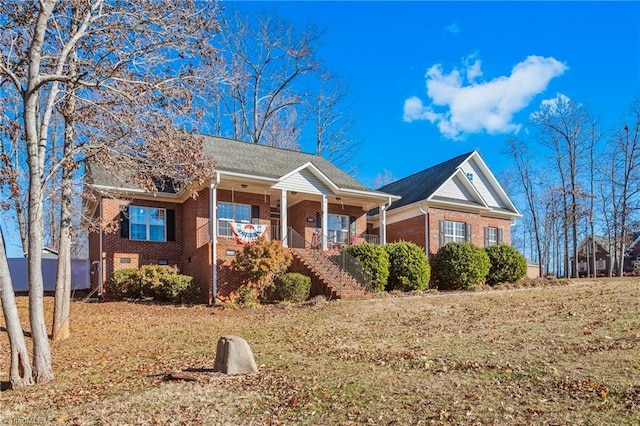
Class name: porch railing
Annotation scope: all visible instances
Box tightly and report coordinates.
[287,227,373,293]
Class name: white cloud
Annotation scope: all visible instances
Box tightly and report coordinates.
[446,23,461,34]
[403,55,568,139]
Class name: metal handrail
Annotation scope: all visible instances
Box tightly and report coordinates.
[288,227,373,292]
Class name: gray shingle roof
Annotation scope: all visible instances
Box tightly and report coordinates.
[376,152,473,212]
[86,135,375,193]
[201,136,368,191]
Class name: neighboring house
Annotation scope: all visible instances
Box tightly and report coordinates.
[367,151,521,256]
[573,237,612,277]
[574,233,640,277]
[85,136,398,303]
[624,233,640,275]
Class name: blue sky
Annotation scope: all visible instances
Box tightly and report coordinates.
[229,1,640,187]
[3,1,639,258]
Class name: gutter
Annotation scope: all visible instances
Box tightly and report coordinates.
[418,202,429,257]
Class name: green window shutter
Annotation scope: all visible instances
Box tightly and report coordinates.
[439,220,445,247]
[484,227,489,247]
[466,223,472,242]
[498,228,503,244]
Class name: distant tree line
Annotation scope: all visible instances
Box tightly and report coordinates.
[506,95,640,278]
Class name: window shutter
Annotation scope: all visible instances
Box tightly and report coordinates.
[251,205,260,220]
[316,212,321,228]
[349,216,357,234]
[166,209,176,241]
[439,220,445,247]
[484,227,489,247]
[119,205,129,238]
[466,223,472,242]
[498,228,503,244]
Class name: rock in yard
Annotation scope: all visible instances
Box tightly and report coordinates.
[213,335,258,375]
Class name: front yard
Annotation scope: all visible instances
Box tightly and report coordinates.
[1,278,639,424]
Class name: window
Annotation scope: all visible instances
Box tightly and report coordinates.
[578,262,587,272]
[218,202,251,237]
[129,206,166,242]
[466,172,474,182]
[442,220,467,244]
[484,227,503,247]
[327,214,350,245]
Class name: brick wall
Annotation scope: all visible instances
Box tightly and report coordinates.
[374,207,512,256]
[214,190,271,301]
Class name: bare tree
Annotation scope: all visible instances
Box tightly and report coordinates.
[372,169,397,189]
[531,95,591,277]
[310,72,359,171]
[600,98,640,275]
[0,0,220,385]
[212,12,321,146]
[506,137,546,277]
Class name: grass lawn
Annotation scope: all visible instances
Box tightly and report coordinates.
[1,278,639,425]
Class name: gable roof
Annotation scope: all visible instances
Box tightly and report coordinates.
[376,152,474,211]
[86,135,395,200]
[201,136,368,191]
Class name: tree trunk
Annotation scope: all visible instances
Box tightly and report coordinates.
[24,0,56,384]
[52,6,78,342]
[0,228,34,389]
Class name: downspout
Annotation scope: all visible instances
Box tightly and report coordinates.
[98,199,103,296]
[418,202,429,257]
[210,172,220,305]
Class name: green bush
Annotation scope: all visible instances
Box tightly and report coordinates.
[106,268,141,300]
[432,242,490,290]
[385,241,430,291]
[484,244,527,285]
[153,274,200,304]
[106,265,199,304]
[138,265,179,297]
[344,243,389,292]
[274,272,311,302]
[236,285,259,308]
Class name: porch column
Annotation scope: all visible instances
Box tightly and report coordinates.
[321,194,328,250]
[280,189,288,248]
[380,202,387,245]
[210,174,220,305]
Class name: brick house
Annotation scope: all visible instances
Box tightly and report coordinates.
[85,136,398,303]
[367,151,521,256]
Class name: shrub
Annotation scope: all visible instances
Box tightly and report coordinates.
[153,274,200,304]
[138,265,179,298]
[274,272,311,302]
[105,265,199,304]
[343,243,389,292]
[385,241,430,291]
[484,244,527,285]
[432,242,490,290]
[106,268,141,300]
[232,237,293,296]
[236,285,259,308]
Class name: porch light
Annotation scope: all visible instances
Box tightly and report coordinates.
[335,197,341,201]
[241,184,248,188]
[291,191,298,195]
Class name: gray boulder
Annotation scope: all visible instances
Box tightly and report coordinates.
[213,335,258,374]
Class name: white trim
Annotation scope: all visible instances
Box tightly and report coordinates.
[281,189,288,248]
[464,152,521,215]
[321,195,328,250]
[277,162,340,194]
[217,170,279,182]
